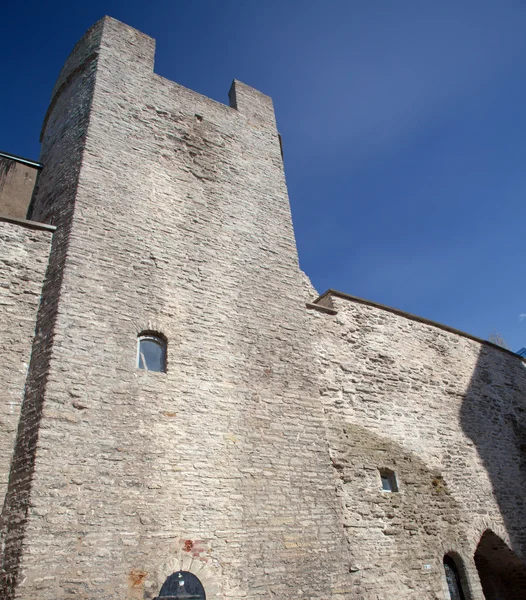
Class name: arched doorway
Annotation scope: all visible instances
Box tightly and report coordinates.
[474,530,526,600]
[155,571,206,599]
[443,555,468,600]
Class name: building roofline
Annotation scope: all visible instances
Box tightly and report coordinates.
[0,150,42,169]
[312,289,523,360]
[0,215,55,232]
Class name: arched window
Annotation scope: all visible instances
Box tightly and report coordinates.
[156,571,206,599]
[443,555,467,600]
[137,333,166,372]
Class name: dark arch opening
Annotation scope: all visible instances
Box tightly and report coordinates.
[156,571,206,599]
[443,554,468,600]
[474,530,526,600]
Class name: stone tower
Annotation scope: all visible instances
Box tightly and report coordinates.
[0,16,349,600]
[3,15,526,600]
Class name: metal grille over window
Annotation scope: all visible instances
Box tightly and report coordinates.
[155,571,206,599]
[137,334,166,372]
[444,556,466,600]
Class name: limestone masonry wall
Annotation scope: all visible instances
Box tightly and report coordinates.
[1,15,526,600]
[0,221,52,504]
[309,293,526,600]
[0,157,40,220]
[0,18,104,600]
[5,17,349,600]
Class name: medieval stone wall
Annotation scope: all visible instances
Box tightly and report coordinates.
[308,292,526,600]
[0,19,108,600]
[2,16,526,600]
[0,219,53,503]
[0,157,40,220]
[7,17,350,600]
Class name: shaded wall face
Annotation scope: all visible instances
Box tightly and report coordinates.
[14,17,350,600]
[0,158,40,220]
[0,222,52,503]
[0,22,103,600]
[460,346,526,559]
[474,530,526,600]
[310,297,526,599]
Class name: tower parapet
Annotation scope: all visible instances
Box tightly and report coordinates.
[228,79,278,128]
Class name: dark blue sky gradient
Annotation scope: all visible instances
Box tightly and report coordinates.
[2,1,526,349]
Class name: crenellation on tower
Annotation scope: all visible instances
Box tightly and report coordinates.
[228,79,278,128]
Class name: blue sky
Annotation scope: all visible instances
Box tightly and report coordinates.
[2,1,526,350]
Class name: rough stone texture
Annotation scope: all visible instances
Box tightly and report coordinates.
[0,20,101,598]
[309,292,526,600]
[0,156,40,220]
[0,220,53,503]
[1,16,526,600]
[2,17,349,600]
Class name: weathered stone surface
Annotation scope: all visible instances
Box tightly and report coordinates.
[0,220,53,503]
[0,155,41,220]
[309,293,526,599]
[3,17,349,600]
[1,16,525,600]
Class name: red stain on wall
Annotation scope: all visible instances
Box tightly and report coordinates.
[129,569,148,588]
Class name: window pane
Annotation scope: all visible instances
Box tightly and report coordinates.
[380,470,398,492]
[381,475,392,491]
[444,557,466,600]
[138,337,166,372]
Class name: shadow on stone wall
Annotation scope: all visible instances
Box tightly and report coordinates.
[459,344,526,597]
[327,422,472,600]
[0,181,79,598]
[474,529,526,600]
[0,220,68,599]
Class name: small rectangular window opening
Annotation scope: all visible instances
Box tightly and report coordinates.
[380,469,398,492]
[137,334,167,373]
